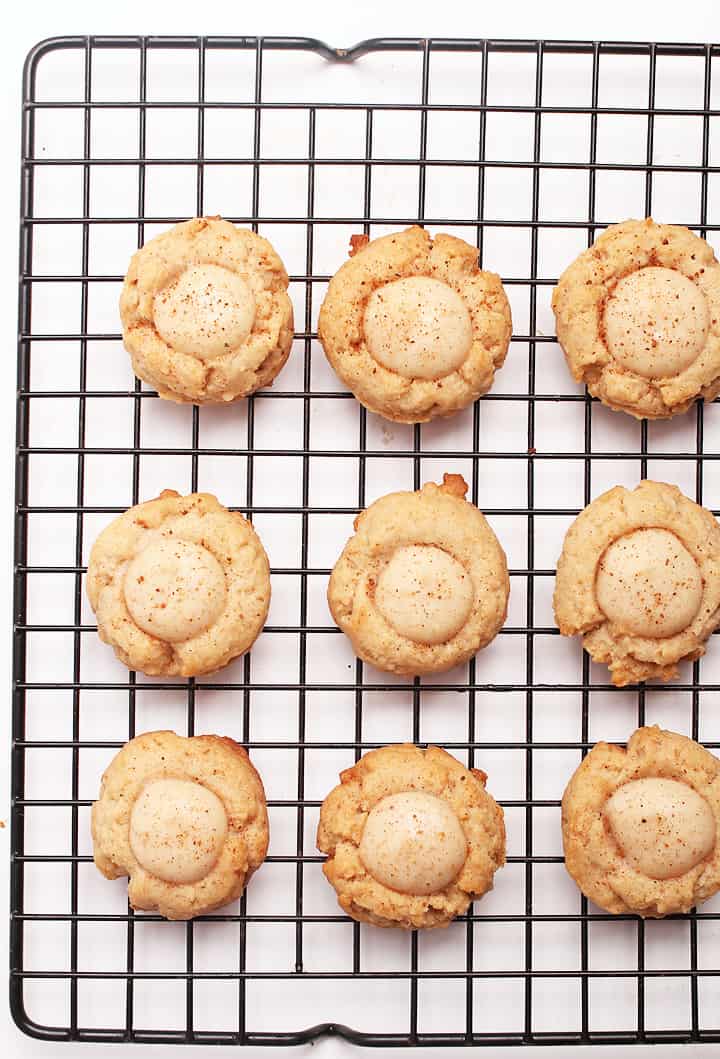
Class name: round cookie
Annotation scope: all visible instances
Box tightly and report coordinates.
[553,480,720,686]
[328,473,509,675]
[120,216,294,404]
[552,218,720,419]
[317,743,505,929]
[317,226,512,423]
[92,730,269,920]
[562,726,720,917]
[86,490,270,678]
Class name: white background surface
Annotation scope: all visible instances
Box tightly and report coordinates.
[2,0,720,1057]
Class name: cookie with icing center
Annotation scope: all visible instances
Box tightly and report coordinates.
[92,730,269,920]
[328,473,509,676]
[87,490,270,678]
[318,226,512,423]
[120,216,294,404]
[317,743,505,929]
[552,218,720,419]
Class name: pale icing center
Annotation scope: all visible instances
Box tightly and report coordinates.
[605,777,715,880]
[129,777,228,884]
[153,263,256,359]
[374,544,474,645]
[359,790,468,895]
[603,266,708,379]
[124,536,227,643]
[363,276,473,379]
[595,528,702,639]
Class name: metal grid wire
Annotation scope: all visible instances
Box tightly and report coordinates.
[11,34,720,1047]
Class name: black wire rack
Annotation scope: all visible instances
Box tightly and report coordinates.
[11,34,720,1048]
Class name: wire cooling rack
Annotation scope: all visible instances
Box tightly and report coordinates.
[11,34,720,1048]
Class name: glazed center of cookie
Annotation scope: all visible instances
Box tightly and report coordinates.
[123,536,227,643]
[363,276,473,379]
[153,263,256,359]
[604,777,715,880]
[129,777,228,884]
[595,528,703,639]
[603,266,709,379]
[374,544,474,645]
[358,791,467,895]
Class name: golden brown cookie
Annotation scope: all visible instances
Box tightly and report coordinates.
[120,216,294,404]
[92,730,269,920]
[317,743,505,929]
[553,480,720,686]
[86,490,270,678]
[552,218,720,419]
[328,474,509,675]
[562,726,720,917]
[317,226,512,423]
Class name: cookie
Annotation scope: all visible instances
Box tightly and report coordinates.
[92,730,269,920]
[317,226,512,423]
[317,743,505,929]
[562,726,720,917]
[86,490,270,678]
[328,474,509,675]
[120,216,294,404]
[552,218,720,419]
[554,481,720,686]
